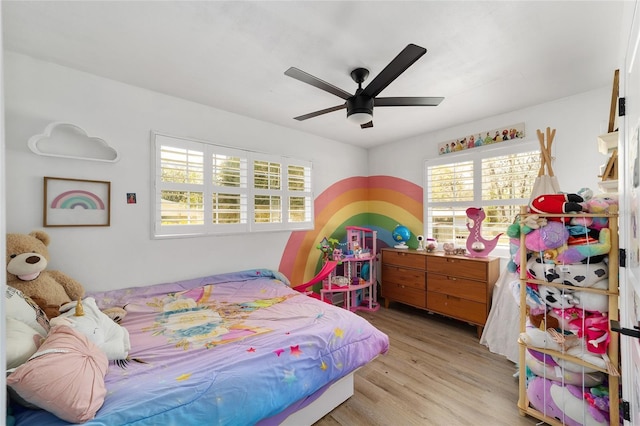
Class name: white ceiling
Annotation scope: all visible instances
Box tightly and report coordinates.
[1,1,626,149]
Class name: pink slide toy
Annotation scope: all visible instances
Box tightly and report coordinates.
[292,261,339,300]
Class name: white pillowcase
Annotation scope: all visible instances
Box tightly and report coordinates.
[5,287,48,369]
[5,286,48,335]
[6,318,43,370]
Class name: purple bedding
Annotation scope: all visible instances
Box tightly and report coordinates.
[12,269,389,425]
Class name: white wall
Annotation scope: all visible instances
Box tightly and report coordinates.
[4,51,615,293]
[369,86,613,194]
[4,52,369,292]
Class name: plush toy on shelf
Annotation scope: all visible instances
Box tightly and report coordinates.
[529,193,585,223]
[527,377,611,426]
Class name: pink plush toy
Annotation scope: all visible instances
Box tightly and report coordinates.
[581,194,618,230]
[525,221,569,252]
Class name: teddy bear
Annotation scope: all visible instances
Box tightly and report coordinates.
[6,230,126,322]
[7,231,85,318]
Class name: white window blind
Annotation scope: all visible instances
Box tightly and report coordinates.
[425,141,541,251]
[153,132,313,238]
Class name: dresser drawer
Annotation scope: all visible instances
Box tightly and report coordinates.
[426,291,487,325]
[382,250,426,269]
[428,273,487,303]
[426,256,488,281]
[383,283,426,308]
[382,264,425,290]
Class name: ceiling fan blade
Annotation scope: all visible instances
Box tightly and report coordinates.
[293,104,346,121]
[285,67,352,100]
[361,44,427,98]
[375,97,444,107]
[360,121,373,129]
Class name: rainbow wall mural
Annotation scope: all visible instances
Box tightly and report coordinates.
[51,190,105,210]
[279,175,423,286]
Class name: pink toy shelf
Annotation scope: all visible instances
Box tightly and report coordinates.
[320,226,380,312]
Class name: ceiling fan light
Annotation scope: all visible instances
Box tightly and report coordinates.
[346,96,374,125]
[347,112,373,125]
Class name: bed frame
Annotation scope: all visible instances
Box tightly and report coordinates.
[280,372,354,425]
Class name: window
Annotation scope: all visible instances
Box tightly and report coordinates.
[153,132,313,238]
[424,141,540,254]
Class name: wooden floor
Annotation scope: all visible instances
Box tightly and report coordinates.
[314,302,539,426]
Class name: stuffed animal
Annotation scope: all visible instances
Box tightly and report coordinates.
[555,228,611,264]
[526,257,608,288]
[538,280,609,313]
[520,323,609,371]
[50,297,130,360]
[7,231,85,317]
[6,231,126,322]
[526,349,605,387]
[529,193,584,223]
[581,193,618,231]
[526,377,609,426]
[506,217,558,271]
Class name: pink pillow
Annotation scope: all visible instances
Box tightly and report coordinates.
[6,324,108,423]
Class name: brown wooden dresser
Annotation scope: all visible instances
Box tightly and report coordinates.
[380,248,500,337]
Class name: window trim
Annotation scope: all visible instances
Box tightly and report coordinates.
[151,131,313,239]
[423,139,540,258]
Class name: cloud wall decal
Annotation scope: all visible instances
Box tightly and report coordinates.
[28,122,119,162]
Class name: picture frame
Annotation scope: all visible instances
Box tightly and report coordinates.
[43,177,111,227]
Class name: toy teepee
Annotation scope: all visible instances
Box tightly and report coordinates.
[530,127,561,201]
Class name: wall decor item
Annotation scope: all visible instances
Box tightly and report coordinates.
[608,69,619,133]
[43,177,111,227]
[438,122,525,155]
[29,122,120,162]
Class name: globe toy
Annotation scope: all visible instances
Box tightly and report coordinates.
[392,225,411,249]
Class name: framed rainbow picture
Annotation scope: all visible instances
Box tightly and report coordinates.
[43,177,111,227]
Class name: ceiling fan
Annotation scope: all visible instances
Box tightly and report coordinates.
[284,43,444,129]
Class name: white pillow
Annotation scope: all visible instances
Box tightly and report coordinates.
[5,286,48,336]
[6,318,43,369]
[7,324,108,423]
[5,287,48,369]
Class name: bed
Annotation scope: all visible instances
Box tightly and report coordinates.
[9,269,389,425]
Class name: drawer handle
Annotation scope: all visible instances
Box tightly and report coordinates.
[446,295,461,301]
[448,276,457,281]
